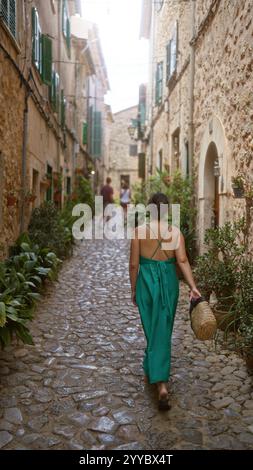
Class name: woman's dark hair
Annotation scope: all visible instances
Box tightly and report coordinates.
[148,192,169,220]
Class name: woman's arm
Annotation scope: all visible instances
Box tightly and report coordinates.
[129,233,140,305]
[175,232,201,299]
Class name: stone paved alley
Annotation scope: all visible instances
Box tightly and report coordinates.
[0,239,253,450]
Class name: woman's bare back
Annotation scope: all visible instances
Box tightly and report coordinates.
[137,222,176,261]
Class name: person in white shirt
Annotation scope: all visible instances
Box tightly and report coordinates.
[120,180,131,221]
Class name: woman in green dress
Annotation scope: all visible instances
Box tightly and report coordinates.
[129,193,201,410]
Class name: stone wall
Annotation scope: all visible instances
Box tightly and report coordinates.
[0,25,26,259]
[108,106,140,197]
[143,0,253,252]
[193,0,253,250]
[147,0,192,174]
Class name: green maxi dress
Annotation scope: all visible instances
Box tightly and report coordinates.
[136,246,179,384]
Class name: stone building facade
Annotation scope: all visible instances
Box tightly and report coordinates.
[0,1,109,258]
[140,0,253,251]
[108,106,141,198]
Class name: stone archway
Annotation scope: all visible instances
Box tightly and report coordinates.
[198,115,229,253]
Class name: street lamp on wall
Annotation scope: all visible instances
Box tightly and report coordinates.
[128,118,138,140]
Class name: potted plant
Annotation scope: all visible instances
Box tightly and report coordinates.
[231,175,245,198]
[7,191,17,207]
[195,218,247,332]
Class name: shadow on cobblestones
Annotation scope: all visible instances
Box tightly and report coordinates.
[0,239,253,450]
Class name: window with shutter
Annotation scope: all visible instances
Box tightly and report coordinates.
[155,62,163,105]
[50,70,59,112]
[61,90,66,128]
[82,122,88,145]
[170,21,178,78]
[0,0,16,37]
[66,177,71,195]
[138,153,146,179]
[166,42,171,82]
[129,145,138,157]
[55,73,60,113]
[66,17,71,52]
[46,164,53,201]
[92,111,102,158]
[62,0,71,55]
[41,35,52,86]
[32,7,42,73]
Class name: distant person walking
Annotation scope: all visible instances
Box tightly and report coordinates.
[120,180,131,222]
[100,177,114,221]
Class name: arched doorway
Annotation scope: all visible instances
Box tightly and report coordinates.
[203,142,219,230]
[198,115,229,253]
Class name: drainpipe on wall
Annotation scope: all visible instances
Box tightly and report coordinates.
[73,60,78,190]
[188,0,196,178]
[147,1,156,194]
[20,89,30,234]
[57,0,62,174]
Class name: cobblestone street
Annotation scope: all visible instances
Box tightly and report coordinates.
[0,239,253,450]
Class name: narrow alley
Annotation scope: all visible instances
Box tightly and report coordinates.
[0,239,252,451]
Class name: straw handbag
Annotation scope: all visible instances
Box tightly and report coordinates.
[189,297,217,340]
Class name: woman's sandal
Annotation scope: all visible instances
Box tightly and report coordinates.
[157,385,171,411]
[158,396,171,411]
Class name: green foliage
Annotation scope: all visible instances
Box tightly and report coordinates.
[28,201,73,259]
[233,259,253,356]
[195,217,253,357]
[75,176,95,213]
[132,170,197,262]
[194,218,247,309]
[0,234,61,348]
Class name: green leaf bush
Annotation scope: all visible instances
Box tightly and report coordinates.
[194,218,253,360]
[0,234,61,348]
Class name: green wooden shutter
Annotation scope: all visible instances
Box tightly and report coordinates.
[61,90,66,128]
[55,73,60,113]
[155,64,159,105]
[62,0,67,36]
[1,0,16,37]
[88,105,93,153]
[41,35,52,86]
[32,7,38,67]
[166,42,171,81]
[66,17,71,52]
[9,0,16,37]
[82,122,88,145]
[93,111,102,158]
[156,62,163,104]
[159,62,163,102]
[138,153,146,179]
[50,70,57,111]
[170,21,178,76]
